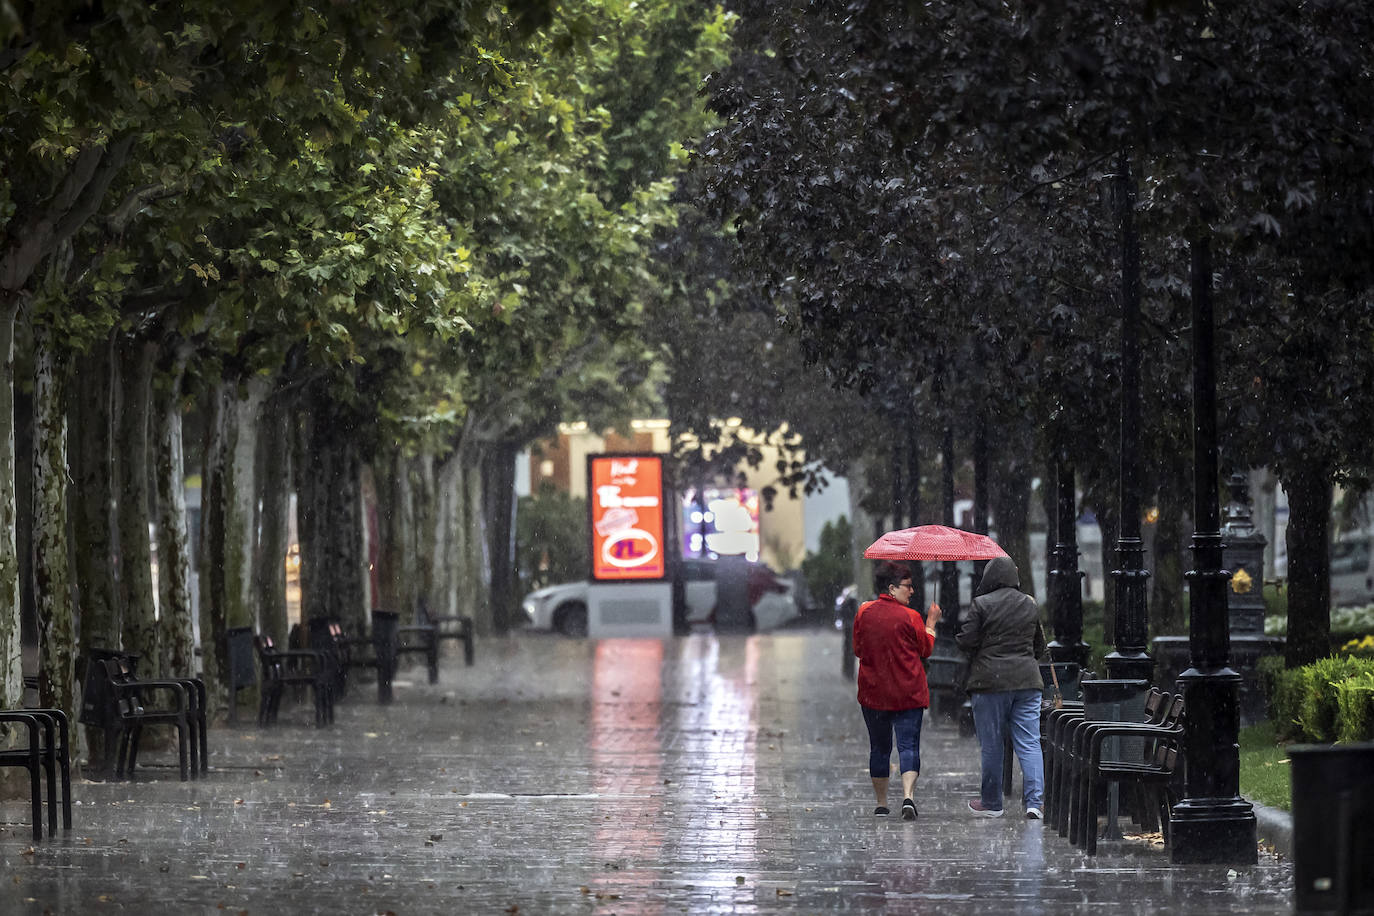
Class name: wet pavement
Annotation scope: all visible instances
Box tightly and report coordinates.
[2,630,1292,914]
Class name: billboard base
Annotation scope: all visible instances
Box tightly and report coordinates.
[587,582,674,638]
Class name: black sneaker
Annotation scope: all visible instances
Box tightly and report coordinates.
[874,806,890,817]
[902,799,917,820]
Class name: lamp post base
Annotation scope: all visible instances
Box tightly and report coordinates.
[1169,799,1258,864]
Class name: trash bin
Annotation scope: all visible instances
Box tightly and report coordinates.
[1290,741,1374,914]
[1079,678,1149,841]
[225,626,257,724]
[371,610,400,704]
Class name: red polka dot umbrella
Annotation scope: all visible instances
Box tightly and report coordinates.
[862,524,1009,562]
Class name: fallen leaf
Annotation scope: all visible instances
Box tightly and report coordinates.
[736,876,746,885]
[776,889,794,897]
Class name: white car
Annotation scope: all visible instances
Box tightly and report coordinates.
[521,558,800,637]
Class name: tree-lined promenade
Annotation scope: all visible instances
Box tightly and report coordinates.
[0,1,732,760]
[681,0,1374,672]
[3,0,1372,782]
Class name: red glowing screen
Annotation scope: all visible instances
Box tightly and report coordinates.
[588,455,666,581]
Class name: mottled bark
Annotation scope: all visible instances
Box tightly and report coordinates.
[200,379,263,713]
[373,449,402,617]
[989,443,1034,600]
[153,350,194,678]
[414,452,437,614]
[253,395,291,646]
[481,441,518,634]
[433,453,460,620]
[1150,454,1190,636]
[299,392,366,633]
[69,336,119,658]
[0,302,21,707]
[32,328,77,731]
[1283,464,1332,667]
[115,336,158,668]
[436,444,487,632]
[847,457,877,600]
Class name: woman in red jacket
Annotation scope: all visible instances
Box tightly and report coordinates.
[852,560,941,819]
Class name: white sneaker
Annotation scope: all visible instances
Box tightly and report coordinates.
[1026,807,1043,820]
[967,799,1004,818]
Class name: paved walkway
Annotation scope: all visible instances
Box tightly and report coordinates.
[2,630,1292,914]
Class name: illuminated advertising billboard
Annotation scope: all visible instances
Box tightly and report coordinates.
[682,487,760,561]
[588,454,666,581]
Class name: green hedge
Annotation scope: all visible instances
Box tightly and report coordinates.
[1261,654,1374,743]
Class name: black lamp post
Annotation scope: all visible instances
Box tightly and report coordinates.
[927,423,967,723]
[1107,154,1154,682]
[1047,459,1089,667]
[1169,235,1258,865]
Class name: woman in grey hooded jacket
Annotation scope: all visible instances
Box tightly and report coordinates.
[955,555,1048,819]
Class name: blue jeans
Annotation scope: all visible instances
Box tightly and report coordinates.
[970,689,1044,811]
[860,706,924,777]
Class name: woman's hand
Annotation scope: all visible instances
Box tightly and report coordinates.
[925,602,942,633]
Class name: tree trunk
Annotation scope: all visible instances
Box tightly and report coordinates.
[1040,457,1057,602]
[847,456,877,601]
[32,327,77,728]
[414,452,438,614]
[441,442,488,633]
[116,335,158,668]
[1283,463,1331,667]
[1096,504,1119,646]
[904,425,923,595]
[1149,452,1190,635]
[989,438,1033,600]
[69,335,119,659]
[253,393,291,646]
[433,453,459,620]
[152,349,194,677]
[482,441,518,634]
[0,302,21,707]
[373,446,417,620]
[200,378,263,713]
[300,390,366,633]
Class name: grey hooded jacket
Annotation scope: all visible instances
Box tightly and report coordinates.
[955,555,1047,693]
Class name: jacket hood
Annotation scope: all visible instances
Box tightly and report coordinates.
[976,555,1020,595]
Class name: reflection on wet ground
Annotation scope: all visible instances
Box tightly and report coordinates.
[1,631,1291,913]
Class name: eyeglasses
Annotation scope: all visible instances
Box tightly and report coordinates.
[894,582,914,591]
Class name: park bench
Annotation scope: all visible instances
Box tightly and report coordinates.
[0,705,72,841]
[416,600,475,667]
[78,650,207,781]
[1055,689,1186,855]
[255,634,335,727]
[307,617,355,699]
[92,657,199,781]
[370,609,438,704]
[1044,684,1168,834]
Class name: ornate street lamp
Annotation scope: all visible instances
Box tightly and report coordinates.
[1107,155,1154,683]
[1169,235,1258,865]
[1048,459,1089,667]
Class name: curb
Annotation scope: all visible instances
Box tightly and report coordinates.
[1250,798,1292,860]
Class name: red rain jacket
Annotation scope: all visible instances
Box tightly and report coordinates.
[853,594,936,711]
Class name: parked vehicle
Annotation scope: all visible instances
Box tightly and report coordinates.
[1331,534,1374,607]
[520,557,800,637]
